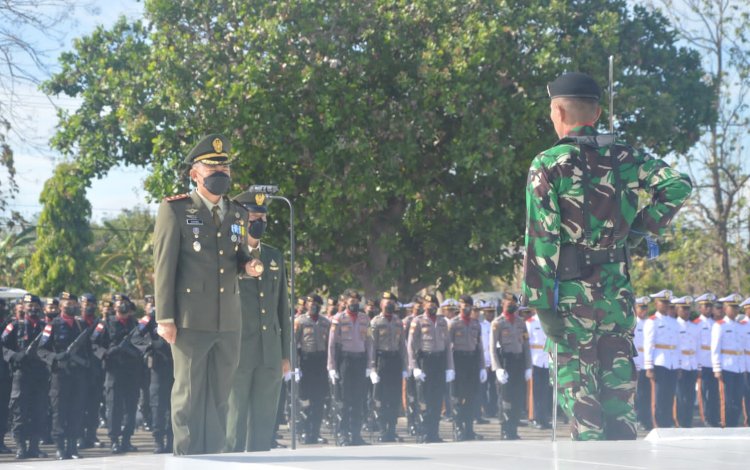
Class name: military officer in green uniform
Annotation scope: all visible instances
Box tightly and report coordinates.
[225,189,291,452]
[153,134,251,455]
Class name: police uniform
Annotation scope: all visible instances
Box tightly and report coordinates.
[37,291,89,460]
[527,311,552,429]
[368,292,407,442]
[91,294,143,453]
[643,290,679,428]
[633,296,653,430]
[694,292,720,426]
[402,298,423,436]
[448,295,485,440]
[407,294,454,443]
[522,72,692,440]
[1,294,48,459]
[673,296,700,427]
[295,295,330,444]
[328,291,373,446]
[711,294,745,427]
[490,299,531,440]
[76,293,105,449]
[137,305,174,454]
[153,134,250,455]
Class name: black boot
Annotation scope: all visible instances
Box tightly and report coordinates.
[110,438,121,454]
[67,439,82,459]
[55,440,68,460]
[14,439,27,459]
[28,439,48,458]
[121,436,138,452]
[153,436,166,454]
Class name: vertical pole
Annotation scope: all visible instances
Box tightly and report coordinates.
[609,55,615,134]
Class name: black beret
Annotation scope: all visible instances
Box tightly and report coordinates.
[232,190,268,213]
[307,294,323,305]
[547,72,601,100]
[185,134,231,165]
[45,297,59,306]
[458,294,474,306]
[23,294,41,305]
[79,293,97,303]
[60,291,78,302]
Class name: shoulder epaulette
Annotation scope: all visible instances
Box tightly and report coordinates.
[692,318,701,324]
[717,319,725,325]
[164,193,190,202]
[648,315,657,320]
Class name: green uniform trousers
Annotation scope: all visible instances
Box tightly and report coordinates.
[225,363,282,452]
[171,328,240,455]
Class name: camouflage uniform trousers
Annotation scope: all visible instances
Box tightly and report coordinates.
[548,294,637,441]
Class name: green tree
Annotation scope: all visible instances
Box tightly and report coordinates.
[91,207,155,299]
[23,162,93,295]
[0,226,35,286]
[44,0,714,298]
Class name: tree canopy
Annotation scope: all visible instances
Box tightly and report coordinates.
[43,0,714,298]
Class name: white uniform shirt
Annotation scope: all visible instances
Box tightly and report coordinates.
[526,314,549,368]
[480,319,491,368]
[643,311,680,370]
[711,317,744,373]
[676,317,700,371]
[694,315,713,369]
[633,317,645,371]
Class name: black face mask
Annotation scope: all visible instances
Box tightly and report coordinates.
[461,307,472,315]
[385,304,396,314]
[46,309,59,318]
[506,305,518,314]
[84,306,96,316]
[348,303,359,313]
[63,306,79,316]
[310,304,321,316]
[26,308,41,319]
[427,306,438,316]
[203,172,231,196]
[248,218,266,239]
[117,304,129,314]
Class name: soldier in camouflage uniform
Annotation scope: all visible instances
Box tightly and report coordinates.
[522,72,692,440]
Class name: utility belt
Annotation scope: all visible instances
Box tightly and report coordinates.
[418,351,446,364]
[300,350,326,360]
[557,243,628,281]
[341,351,366,359]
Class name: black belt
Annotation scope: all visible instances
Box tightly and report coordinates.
[558,243,628,281]
[454,350,477,356]
[301,350,326,358]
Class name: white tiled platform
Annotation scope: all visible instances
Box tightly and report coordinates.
[4,429,749,470]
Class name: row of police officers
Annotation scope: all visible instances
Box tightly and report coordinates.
[634,290,750,430]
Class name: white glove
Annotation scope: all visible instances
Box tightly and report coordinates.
[283,371,292,382]
[479,368,488,383]
[446,369,456,383]
[328,369,339,383]
[370,370,380,384]
[402,370,408,379]
[294,368,301,383]
[525,368,532,381]
[495,369,509,384]
[413,368,426,381]
[365,368,371,378]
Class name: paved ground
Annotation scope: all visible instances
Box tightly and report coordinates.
[0,414,651,463]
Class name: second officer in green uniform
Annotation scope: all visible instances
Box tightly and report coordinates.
[225,190,291,452]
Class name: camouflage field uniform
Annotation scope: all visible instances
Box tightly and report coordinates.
[522,125,692,440]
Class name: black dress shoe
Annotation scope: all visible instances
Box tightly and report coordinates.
[120,439,138,452]
[56,448,68,460]
[111,440,122,454]
[315,436,328,444]
[349,436,369,446]
[15,446,27,460]
[271,440,286,449]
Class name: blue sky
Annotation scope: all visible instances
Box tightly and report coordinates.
[1,0,150,223]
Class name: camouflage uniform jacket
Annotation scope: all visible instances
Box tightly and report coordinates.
[522,125,692,323]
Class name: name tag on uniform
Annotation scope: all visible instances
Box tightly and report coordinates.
[502,329,510,336]
[456,331,463,337]
[186,217,203,226]
[342,325,351,332]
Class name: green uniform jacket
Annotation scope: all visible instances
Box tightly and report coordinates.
[237,243,291,365]
[153,190,250,332]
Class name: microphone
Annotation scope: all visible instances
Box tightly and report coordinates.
[246,184,280,195]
